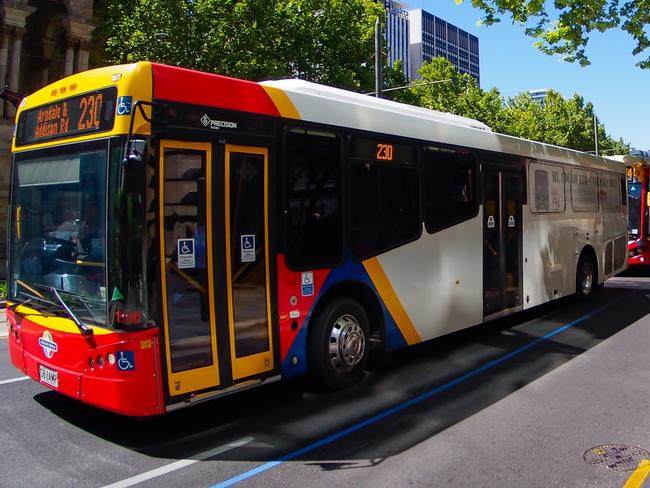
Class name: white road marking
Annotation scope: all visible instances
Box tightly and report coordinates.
[0,376,29,385]
[101,436,253,488]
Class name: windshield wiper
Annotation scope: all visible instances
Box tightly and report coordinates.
[8,297,32,311]
[10,290,59,315]
[50,287,94,336]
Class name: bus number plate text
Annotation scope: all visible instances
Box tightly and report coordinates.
[39,365,58,388]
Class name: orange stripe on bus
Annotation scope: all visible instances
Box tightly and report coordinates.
[363,257,421,345]
[261,86,301,120]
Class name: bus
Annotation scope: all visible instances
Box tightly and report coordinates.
[607,154,650,266]
[6,62,628,416]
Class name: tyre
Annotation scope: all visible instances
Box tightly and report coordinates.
[308,298,370,390]
[576,253,596,297]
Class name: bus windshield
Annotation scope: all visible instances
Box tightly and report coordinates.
[9,142,108,325]
[628,180,642,238]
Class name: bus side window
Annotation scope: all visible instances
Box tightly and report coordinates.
[349,137,420,259]
[284,127,343,268]
[422,146,478,233]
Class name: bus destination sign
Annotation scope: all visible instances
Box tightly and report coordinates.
[16,87,117,146]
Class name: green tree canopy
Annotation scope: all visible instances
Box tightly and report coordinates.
[457,0,650,68]
[402,57,630,153]
[99,0,384,90]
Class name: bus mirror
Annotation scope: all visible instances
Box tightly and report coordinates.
[122,139,147,165]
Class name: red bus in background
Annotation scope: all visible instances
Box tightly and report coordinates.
[609,155,650,266]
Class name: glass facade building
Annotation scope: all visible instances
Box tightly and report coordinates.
[408,9,480,85]
[384,0,410,78]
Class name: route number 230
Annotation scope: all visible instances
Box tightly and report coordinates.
[376,143,393,161]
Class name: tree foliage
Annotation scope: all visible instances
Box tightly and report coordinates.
[99,0,384,90]
[401,57,630,153]
[457,0,650,68]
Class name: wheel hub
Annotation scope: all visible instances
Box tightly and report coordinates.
[328,314,366,373]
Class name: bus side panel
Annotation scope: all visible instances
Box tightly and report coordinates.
[373,213,484,342]
[276,255,409,379]
[521,207,581,308]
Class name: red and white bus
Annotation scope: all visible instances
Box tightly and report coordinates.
[7,63,627,416]
[608,154,650,266]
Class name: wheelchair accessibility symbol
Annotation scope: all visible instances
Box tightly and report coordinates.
[177,238,195,269]
[116,96,132,116]
[117,351,135,371]
[241,234,256,263]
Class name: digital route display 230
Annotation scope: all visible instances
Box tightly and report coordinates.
[16,87,117,146]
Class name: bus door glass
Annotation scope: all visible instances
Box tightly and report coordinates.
[483,168,523,317]
[225,145,274,381]
[160,141,219,396]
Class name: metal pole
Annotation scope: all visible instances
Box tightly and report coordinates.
[375,17,382,99]
[594,114,599,156]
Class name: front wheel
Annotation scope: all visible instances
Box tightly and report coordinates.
[576,254,596,297]
[308,298,370,390]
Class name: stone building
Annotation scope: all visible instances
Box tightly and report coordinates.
[0,0,96,278]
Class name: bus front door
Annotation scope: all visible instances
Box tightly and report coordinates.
[224,145,274,381]
[483,168,523,318]
[160,141,220,396]
[159,141,274,398]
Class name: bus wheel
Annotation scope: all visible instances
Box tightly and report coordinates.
[308,298,369,390]
[576,254,595,297]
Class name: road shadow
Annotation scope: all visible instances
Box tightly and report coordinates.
[32,283,650,466]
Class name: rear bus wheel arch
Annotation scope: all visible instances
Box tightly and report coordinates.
[306,282,384,389]
[576,246,598,297]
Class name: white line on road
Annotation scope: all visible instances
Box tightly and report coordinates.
[0,376,29,385]
[101,436,254,488]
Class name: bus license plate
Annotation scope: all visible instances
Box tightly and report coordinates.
[38,365,58,388]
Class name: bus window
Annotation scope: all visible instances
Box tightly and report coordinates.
[628,181,642,237]
[529,162,565,213]
[422,146,477,233]
[285,127,342,268]
[350,138,419,258]
[570,168,599,212]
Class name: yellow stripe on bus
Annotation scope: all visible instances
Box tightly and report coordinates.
[9,303,113,335]
[363,257,421,346]
[262,86,301,120]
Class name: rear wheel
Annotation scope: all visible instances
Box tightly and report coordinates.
[576,254,596,297]
[308,298,369,390]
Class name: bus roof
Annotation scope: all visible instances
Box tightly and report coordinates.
[260,78,623,173]
[606,154,650,165]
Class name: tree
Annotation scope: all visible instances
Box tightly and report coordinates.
[400,57,630,152]
[502,90,631,153]
[99,0,384,90]
[405,57,505,130]
[457,0,650,68]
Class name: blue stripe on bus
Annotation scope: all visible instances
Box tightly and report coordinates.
[214,295,626,488]
[281,256,407,378]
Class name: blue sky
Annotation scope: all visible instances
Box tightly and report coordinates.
[410,1,649,151]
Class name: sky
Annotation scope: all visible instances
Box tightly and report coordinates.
[409,1,650,151]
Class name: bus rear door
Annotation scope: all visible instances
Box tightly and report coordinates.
[483,166,523,318]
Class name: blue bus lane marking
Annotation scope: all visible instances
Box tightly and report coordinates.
[213,295,629,488]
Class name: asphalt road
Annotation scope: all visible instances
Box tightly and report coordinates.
[2,277,650,488]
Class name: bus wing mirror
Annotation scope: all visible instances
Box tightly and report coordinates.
[122,139,147,165]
